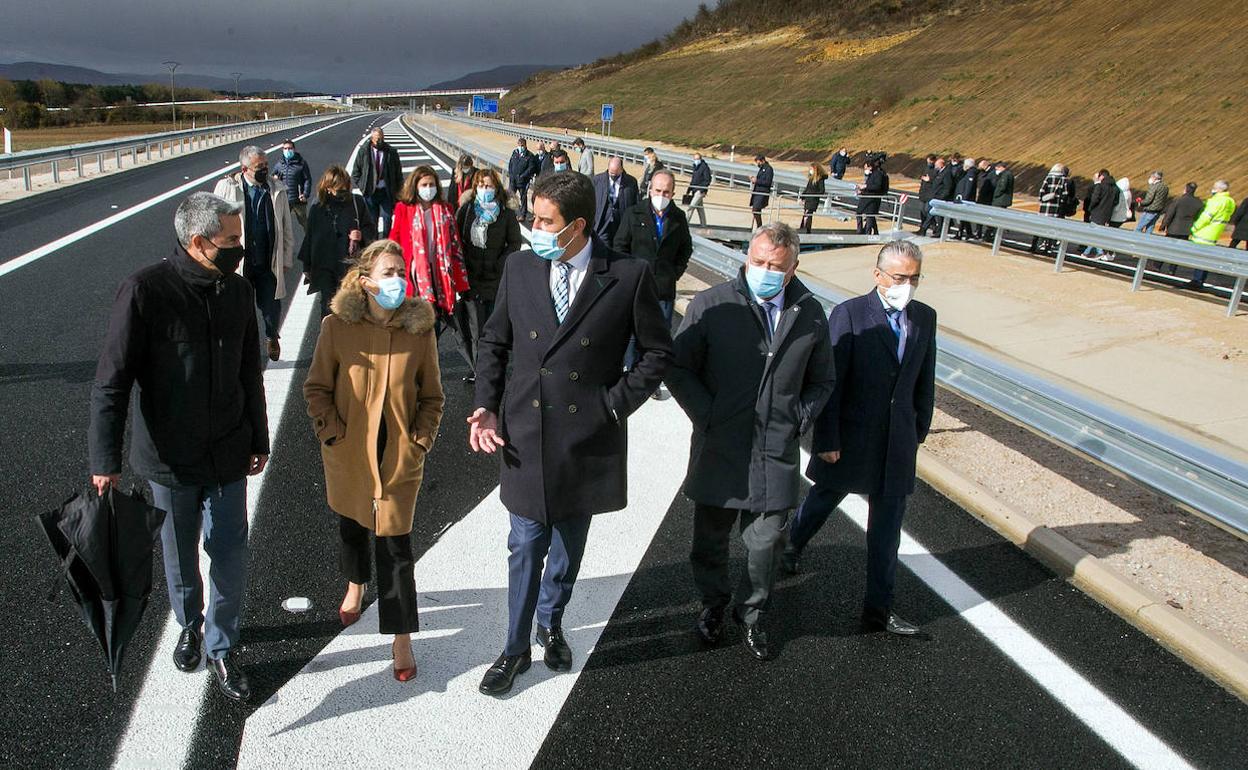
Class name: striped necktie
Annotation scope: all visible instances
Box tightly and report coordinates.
[554,261,571,323]
[886,308,903,359]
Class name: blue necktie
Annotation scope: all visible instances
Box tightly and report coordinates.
[763,301,777,342]
[554,262,571,323]
[886,308,903,359]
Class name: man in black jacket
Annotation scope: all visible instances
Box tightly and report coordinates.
[592,158,639,244]
[953,158,979,240]
[918,157,955,236]
[350,127,402,236]
[972,160,995,239]
[856,157,889,235]
[686,152,712,226]
[667,222,835,660]
[830,147,851,180]
[1080,169,1120,258]
[469,172,672,696]
[88,192,269,702]
[271,138,313,228]
[782,241,936,637]
[613,169,692,375]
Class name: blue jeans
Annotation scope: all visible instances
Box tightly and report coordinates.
[505,512,593,656]
[624,299,674,371]
[788,483,908,612]
[150,480,249,660]
[1135,211,1161,234]
[366,187,394,237]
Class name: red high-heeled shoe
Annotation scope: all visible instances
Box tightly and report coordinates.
[393,664,417,683]
[339,608,362,627]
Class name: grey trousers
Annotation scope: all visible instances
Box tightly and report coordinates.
[690,504,790,625]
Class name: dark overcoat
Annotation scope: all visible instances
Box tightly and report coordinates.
[474,238,673,524]
[666,272,835,513]
[750,162,774,210]
[455,196,524,303]
[350,140,403,197]
[298,193,377,297]
[592,171,639,242]
[856,169,889,215]
[807,291,936,498]
[611,201,693,301]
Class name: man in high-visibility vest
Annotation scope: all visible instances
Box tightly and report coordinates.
[1187,180,1236,291]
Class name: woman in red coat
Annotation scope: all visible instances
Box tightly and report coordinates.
[390,165,474,371]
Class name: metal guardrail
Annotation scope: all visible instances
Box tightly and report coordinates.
[0,112,356,191]
[929,200,1248,317]
[409,115,1248,541]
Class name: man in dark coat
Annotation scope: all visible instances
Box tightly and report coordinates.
[88,192,270,702]
[1229,195,1248,249]
[918,157,955,236]
[350,127,403,237]
[686,152,713,226]
[640,147,665,193]
[917,154,937,230]
[1079,169,1121,258]
[953,158,980,240]
[592,158,640,244]
[470,171,672,696]
[972,160,995,239]
[749,154,774,229]
[271,138,313,228]
[980,160,1015,242]
[612,168,692,337]
[507,137,539,221]
[782,241,936,637]
[856,158,889,235]
[667,223,835,660]
[1160,182,1204,275]
[830,147,851,180]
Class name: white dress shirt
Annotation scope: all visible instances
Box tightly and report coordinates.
[877,289,910,360]
[549,236,593,308]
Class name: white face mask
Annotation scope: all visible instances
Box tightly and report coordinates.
[418,186,438,202]
[882,282,915,311]
[651,194,671,212]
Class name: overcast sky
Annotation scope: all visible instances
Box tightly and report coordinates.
[2,0,707,92]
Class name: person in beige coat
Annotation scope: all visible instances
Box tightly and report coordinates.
[303,239,444,682]
[213,145,295,360]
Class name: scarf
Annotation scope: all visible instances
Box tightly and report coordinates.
[475,198,500,225]
[408,202,470,315]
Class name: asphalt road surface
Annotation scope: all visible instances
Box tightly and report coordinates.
[0,113,1244,769]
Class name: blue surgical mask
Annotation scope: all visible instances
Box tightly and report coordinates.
[554,163,569,172]
[282,149,294,160]
[745,264,785,300]
[477,188,496,203]
[530,221,574,261]
[371,277,407,309]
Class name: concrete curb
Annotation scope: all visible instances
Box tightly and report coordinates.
[917,449,1248,703]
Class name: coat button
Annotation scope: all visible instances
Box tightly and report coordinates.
[529,330,539,339]
[540,368,551,376]
[580,337,590,346]
[532,399,541,408]
[568,404,578,414]
[569,371,579,381]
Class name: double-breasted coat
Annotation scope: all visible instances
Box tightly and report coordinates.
[666,272,835,513]
[303,285,444,536]
[807,291,937,498]
[473,238,673,525]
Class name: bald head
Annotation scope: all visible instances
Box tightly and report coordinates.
[607,157,624,177]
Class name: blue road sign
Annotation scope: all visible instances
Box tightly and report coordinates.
[483,99,499,114]
[601,103,614,122]
[471,95,485,112]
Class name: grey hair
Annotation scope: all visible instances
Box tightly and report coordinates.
[649,168,676,188]
[1151,170,1164,180]
[238,145,264,165]
[964,158,976,170]
[750,222,801,263]
[1214,179,1230,192]
[876,239,924,269]
[174,192,241,247]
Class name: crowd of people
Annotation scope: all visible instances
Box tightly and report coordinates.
[84,126,939,706]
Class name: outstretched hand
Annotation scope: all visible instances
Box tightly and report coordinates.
[468,408,505,454]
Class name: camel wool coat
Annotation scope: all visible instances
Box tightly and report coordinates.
[303,284,444,535]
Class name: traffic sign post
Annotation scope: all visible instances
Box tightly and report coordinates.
[601,103,614,137]
[510,108,517,123]
[2,127,11,155]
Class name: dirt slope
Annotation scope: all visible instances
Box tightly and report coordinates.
[503,0,1248,193]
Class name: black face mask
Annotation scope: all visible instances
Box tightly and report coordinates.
[252,167,269,186]
[208,243,245,275]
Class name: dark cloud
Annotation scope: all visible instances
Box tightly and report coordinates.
[0,0,706,92]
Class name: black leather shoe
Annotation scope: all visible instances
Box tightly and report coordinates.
[732,608,773,660]
[779,548,800,575]
[173,627,202,672]
[861,610,921,636]
[536,625,573,671]
[479,651,532,696]
[209,653,252,702]
[694,606,725,646]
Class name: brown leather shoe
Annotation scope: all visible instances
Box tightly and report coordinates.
[267,338,280,361]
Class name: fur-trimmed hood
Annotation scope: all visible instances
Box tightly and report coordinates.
[328,283,436,335]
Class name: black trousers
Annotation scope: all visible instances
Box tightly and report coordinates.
[690,504,790,625]
[339,516,419,635]
[244,263,282,340]
[856,215,879,235]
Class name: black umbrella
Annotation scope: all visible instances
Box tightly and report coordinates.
[37,487,166,691]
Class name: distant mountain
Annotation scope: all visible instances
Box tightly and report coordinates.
[0,61,306,94]
[425,64,567,90]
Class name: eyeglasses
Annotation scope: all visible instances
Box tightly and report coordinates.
[881,271,922,285]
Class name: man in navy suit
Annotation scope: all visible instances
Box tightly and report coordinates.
[469,171,672,696]
[782,240,936,636]
[592,158,640,244]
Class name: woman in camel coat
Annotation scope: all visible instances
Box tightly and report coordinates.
[303,238,444,681]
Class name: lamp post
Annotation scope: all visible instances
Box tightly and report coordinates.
[231,72,242,101]
[162,60,180,127]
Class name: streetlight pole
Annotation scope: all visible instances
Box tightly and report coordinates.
[163,61,180,127]
[231,72,242,101]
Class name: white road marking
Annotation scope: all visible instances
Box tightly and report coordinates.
[110,125,379,770]
[0,115,370,280]
[236,399,691,768]
[796,449,1194,770]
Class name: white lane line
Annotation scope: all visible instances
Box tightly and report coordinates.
[111,127,376,770]
[236,399,691,768]
[0,115,370,280]
[797,448,1194,770]
[397,121,454,174]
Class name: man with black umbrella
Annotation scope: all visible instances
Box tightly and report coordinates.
[88,192,269,702]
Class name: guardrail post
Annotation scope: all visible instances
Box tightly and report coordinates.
[51,159,60,184]
[115,149,122,169]
[939,216,951,242]
[991,227,1004,256]
[1131,256,1146,292]
[75,156,84,178]
[1054,241,1068,271]
[159,142,164,159]
[1228,277,1244,318]
[97,152,104,173]
[22,166,31,191]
